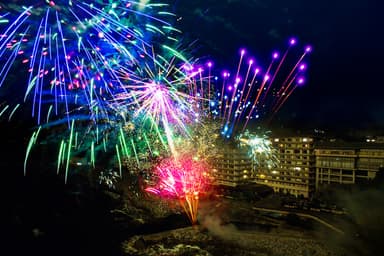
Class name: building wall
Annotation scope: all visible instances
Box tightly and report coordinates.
[315,148,384,188]
[315,149,357,189]
[255,137,316,198]
[212,145,254,187]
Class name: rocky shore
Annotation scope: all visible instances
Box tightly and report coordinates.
[121,226,348,256]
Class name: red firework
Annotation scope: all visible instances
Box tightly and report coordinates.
[145,154,211,224]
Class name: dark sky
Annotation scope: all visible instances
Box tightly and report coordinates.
[171,0,383,131]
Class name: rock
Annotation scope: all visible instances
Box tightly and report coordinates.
[134,243,211,256]
[122,235,146,255]
[132,236,146,251]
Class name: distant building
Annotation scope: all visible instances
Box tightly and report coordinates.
[255,137,316,198]
[315,144,384,189]
[315,148,357,188]
[365,135,384,143]
[358,149,384,173]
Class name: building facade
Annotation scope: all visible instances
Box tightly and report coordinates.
[211,135,384,198]
[255,137,316,198]
[212,144,254,187]
[315,148,357,189]
[315,146,384,189]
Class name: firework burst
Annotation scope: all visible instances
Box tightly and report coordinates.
[238,130,279,170]
[205,38,312,138]
[0,0,180,124]
[145,154,211,224]
[110,49,205,156]
[2,1,192,181]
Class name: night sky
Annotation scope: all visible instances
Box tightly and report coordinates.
[171,0,383,131]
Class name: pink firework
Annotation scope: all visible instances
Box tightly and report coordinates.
[145,154,211,224]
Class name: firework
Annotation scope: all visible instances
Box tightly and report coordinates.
[99,168,120,189]
[1,1,193,181]
[32,109,172,183]
[207,38,312,138]
[237,130,279,170]
[110,49,204,156]
[0,0,179,125]
[20,47,203,182]
[38,42,202,179]
[173,118,221,163]
[145,154,211,224]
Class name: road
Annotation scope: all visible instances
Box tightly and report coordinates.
[252,207,345,234]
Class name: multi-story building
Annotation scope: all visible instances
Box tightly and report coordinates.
[315,144,384,189]
[357,149,384,179]
[212,144,254,187]
[255,137,316,198]
[315,148,357,189]
[212,134,384,198]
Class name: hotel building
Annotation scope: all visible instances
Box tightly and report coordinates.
[212,143,254,187]
[255,137,316,198]
[210,135,384,198]
[315,144,384,189]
